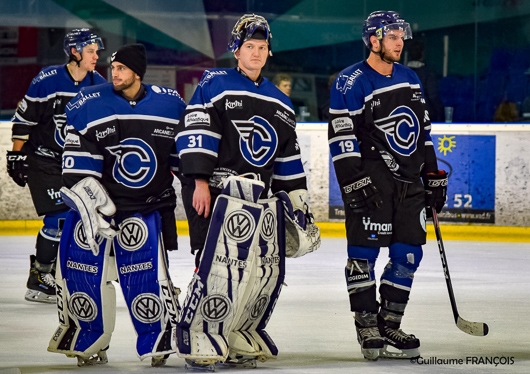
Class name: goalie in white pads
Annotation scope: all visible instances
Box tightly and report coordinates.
[47,43,186,366]
[175,15,320,370]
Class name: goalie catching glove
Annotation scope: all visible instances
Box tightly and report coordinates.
[275,189,321,258]
[342,171,383,213]
[6,150,29,187]
[423,170,448,217]
[60,177,118,255]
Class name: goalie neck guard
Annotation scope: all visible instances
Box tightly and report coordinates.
[227,14,272,55]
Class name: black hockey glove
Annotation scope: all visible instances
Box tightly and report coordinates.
[342,171,383,213]
[6,150,29,187]
[424,170,448,217]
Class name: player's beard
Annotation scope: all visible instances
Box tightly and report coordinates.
[380,44,401,64]
[113,76,135,92]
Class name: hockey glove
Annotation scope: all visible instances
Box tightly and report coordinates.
[275,189,321,258]
[60,177,118,255]
[6,150,29,187]
[342,171,383,213]
[423,170,448,217]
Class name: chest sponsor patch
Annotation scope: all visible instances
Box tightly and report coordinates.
[332,117,354,133]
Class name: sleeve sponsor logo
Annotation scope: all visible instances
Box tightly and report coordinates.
[332,117,354,133]
[225,99,243,110]
[95,126,116,141]
[198,69,228,86]
[336,69,363,93]
[185,111,210,127]
[32,69,57,84]
[151,85,183,98]
[66,92,101,111]
[64,133,81,147]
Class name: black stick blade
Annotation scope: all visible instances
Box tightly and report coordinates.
[456,317,489,336]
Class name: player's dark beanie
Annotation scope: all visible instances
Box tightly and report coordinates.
[111,43,146,80]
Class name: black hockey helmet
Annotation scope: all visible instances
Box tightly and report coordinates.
[362,11,412,49]
[63,28,104,57]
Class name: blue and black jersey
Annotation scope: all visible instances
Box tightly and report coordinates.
[328,61,438,186]
[63,83,186,212]
[176,68,307,196]
[11,64,106,153]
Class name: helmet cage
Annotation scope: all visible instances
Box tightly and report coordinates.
[227,14,272,53]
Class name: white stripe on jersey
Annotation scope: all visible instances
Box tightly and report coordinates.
[210,90,295,115]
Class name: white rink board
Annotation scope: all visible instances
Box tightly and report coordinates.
[1,121,530,226]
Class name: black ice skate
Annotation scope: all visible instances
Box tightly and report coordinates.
[25,255,56,304]
[354,312,384,361]
[378,322,420,359]
[223,353,258,368]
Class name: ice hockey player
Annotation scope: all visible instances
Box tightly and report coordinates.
[7,28,106,303]
[175,13,321,370]
[47,43,185,367]
[327,11,448,360]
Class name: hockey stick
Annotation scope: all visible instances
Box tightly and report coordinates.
[431,208,489,336]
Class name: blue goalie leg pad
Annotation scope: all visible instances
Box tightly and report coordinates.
[114,211,179,360]
[48,210,115,360]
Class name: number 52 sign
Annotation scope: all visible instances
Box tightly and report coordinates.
[432,134,495,223]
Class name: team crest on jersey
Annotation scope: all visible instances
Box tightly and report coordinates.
[232,115,278,167]
[107,138,157,188]
[374,106,420,156]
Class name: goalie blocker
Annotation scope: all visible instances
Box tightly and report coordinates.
[176,176,321,365]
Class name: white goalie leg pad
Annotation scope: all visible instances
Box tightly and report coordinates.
[228,197,285,361]
[48,210,116,361]
[60,177,118,255]
[114,211,179,360]
[177,176,265,363]
[275,189,321,258]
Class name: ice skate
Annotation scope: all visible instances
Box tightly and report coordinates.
[354,312,384,361]
[223,353,258,368]
[25,255,56,304]
[151,354,169,367]
[185,358,217,372]
[75,349,108,366]
[379,323,420,359]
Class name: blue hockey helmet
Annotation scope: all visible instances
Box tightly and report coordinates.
[63,28,104,57]
[227,14,273,55]
[362,11,412,48]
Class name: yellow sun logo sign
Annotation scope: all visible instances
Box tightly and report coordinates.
[437,135,456,156]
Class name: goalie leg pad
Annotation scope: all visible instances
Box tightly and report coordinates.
[48,210,115,360]
[114,211,179,360]
[177,186,264,362]
[228,197,286,361]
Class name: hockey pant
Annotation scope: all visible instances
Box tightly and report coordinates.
[48,210,179,361]
[177,177,285,363]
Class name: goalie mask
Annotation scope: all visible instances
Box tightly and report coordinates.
[227,13,273,56]
[362,10,412,49]
[63,28,105,59]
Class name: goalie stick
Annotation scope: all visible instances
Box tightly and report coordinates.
[432,208,489,337]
